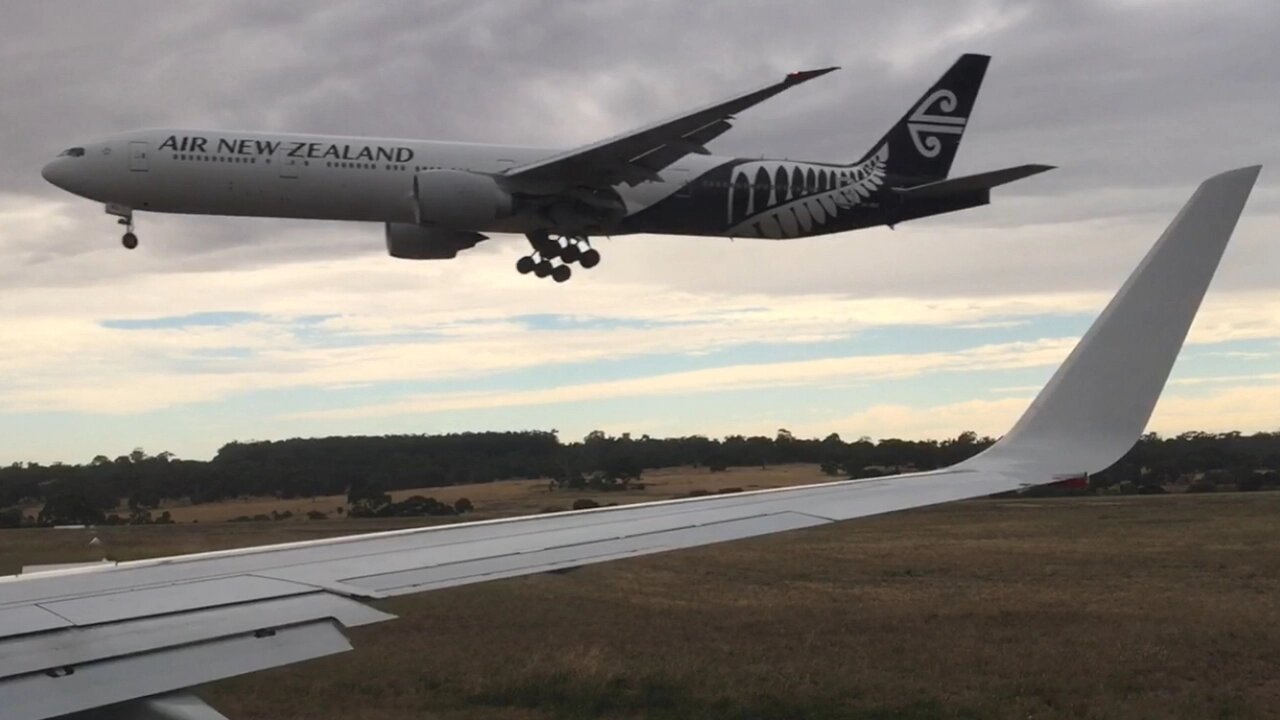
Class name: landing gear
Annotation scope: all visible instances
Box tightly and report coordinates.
[519,231,600,282]
[106,204,138,250]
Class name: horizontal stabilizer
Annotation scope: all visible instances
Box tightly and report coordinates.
[895,164,1054,198]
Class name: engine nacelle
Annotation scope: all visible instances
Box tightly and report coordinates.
[415,170,514,229]
[385,223,486,260]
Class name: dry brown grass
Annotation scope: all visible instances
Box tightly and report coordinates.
[148,464,826,523]
[3,492,1278,719]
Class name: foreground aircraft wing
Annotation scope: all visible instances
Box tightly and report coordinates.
[506,67,839,189]
[0,167,1260,720]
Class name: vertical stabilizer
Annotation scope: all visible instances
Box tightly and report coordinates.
[854,54,989,182]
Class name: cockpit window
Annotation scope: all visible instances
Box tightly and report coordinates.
[58,147,85,157]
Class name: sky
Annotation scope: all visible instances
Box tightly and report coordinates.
[1,0,1277,464]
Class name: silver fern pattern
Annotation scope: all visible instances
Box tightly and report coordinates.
[724,145,888,238]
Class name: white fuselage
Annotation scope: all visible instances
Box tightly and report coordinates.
[41,129,722,235]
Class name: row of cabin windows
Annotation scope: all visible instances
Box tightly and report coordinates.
[169,154,445,174]
[325,162,411,171]
[695,177,855,191]
[174,154,260,164]
[163,156,851,191]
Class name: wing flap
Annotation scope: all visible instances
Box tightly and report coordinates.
[346,511,831,595]
[37,574,317,626]
[0,593,391,681]
[80,692,232,720]
[630,118,733,171]
[3,620,352,720]
[508,67,837,188]
[0,605,73,638]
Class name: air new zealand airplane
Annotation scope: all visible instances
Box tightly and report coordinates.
[42,53,1051,282]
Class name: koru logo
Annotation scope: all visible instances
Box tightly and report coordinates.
[907,89,966,158]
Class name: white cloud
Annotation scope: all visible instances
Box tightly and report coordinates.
[792,382,1280,442]
[293,338,1077,420]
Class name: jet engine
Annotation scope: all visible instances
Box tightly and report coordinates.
[415,170,514,229]
[384,223,487,260]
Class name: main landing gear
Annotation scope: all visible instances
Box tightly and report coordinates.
[517,231,600,282]
[106,204,138,249]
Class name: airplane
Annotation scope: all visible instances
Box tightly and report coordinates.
[0,167,1260,720]
[41,54,1052,283]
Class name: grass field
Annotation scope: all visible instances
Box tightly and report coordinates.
[128,463,828,523]
[3,488,1278,718]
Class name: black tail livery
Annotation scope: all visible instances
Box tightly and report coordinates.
[855,53,990,182]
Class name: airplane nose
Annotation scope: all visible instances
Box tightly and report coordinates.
[41,159,65,188]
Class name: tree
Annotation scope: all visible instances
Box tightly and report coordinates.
[128,490,161,511]
[38,493,105,526]
[0,508,23,528]
[347,479,390,507]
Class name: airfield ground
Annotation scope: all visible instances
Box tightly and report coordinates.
[2,470,1278,719]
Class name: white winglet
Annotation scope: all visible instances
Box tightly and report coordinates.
[961,165,1261,480]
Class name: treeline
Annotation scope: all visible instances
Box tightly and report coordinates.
[2,429,1278,527]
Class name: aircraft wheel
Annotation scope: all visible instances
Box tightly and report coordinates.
[516,256,536,275]
[534,260,553,278]
[560,243,581,263]
[121,232,138,250]
[579,248,600,269]
[538,240,561,259]
[551,264,572,283]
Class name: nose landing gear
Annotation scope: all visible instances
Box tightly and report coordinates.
[106,204,138,250]
[519,232,600,282]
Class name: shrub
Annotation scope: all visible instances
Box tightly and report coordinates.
[572,498,600,510]
[0,508,23,528]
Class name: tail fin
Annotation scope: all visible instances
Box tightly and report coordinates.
[854,53,990,182]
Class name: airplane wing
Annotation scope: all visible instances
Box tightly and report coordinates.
[0,167,1260,720]
[505,67,839,190]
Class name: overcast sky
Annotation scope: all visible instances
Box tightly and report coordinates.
[1,0,1277,464]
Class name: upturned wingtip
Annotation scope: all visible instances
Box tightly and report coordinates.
[785,66,840,83]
